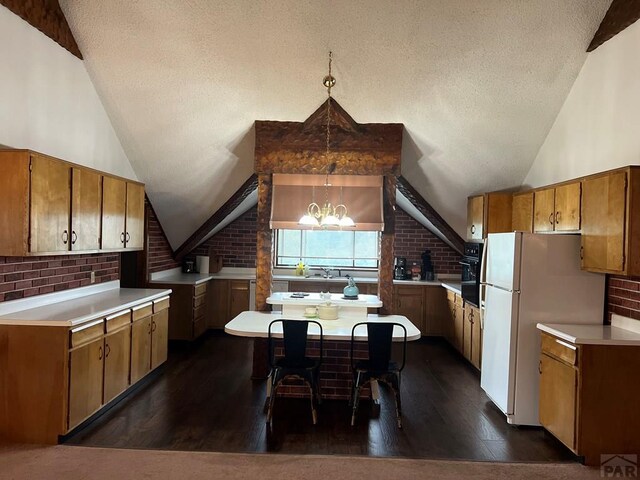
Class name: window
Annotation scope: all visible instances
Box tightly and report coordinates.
[275,230,380,269]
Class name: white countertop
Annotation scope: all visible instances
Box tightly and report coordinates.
[148,272,216,285]
[537,322,640,346]
[267,292,382,307]
[225,310,421,341]
[0,287,172,327]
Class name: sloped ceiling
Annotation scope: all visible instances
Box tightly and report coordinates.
[59,0,611,249]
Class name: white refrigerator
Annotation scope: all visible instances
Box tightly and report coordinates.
[479,232,605,426]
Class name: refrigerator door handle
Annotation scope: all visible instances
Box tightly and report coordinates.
[479,237,489,329]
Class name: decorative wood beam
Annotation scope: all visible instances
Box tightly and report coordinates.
[396,175,465,254]
[173,174,259,261]
[0,0,82,59]
[587,0,640,52]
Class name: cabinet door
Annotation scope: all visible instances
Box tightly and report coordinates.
[131,316,152,383]
[467,196,484,240]
[554,182,581,232]
[102,176,127,249]
[229,280,250,320]
[209,280,230,328]
[463,308,472,361]
[512,192,533,232]
[125,182,145,249]
[533,188,555,233]
[539,353,577,450]
[71,168,102,251]
[30,154,71,253]
[68,338,104,430]
[395,286,424,332]
[151,309,169,369]
[581,172,627,272]
[471,307,482,369]
[103,326,131,404]
[454,303,464,353]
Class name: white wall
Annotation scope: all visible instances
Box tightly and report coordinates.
[0,6,136,179]
[524,20,640,188]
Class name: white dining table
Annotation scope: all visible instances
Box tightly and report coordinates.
[225,310,422,341]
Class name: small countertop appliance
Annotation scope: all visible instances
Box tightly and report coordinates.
[394,257,407,280]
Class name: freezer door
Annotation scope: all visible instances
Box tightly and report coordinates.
[485,232,521,291]
[480,284,519,415]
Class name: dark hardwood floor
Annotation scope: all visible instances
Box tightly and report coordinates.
[65,332,577,462]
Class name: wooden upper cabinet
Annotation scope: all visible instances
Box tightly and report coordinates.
[467,193,512,241]
[534,188,555,233]
[554,182,581,231]
[125,182,145,249]
[512,192,533,232]
[102,176,127,250]
[581,170,627,273]
[0,150,143,256]
[30,154,71,253]
[534,182,581,233]
[467,196,484,240]
[71,168,101,251]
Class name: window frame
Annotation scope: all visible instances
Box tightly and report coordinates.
[274,229,380,270]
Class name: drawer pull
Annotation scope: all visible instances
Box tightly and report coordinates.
[98,346,103,360]
[105,344,111,358]
[555,211,560,224]
[548,213,554,225]
[555,338,576,350]
[470,224,476,234]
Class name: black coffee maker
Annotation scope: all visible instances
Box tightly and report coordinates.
[394,257,407,280]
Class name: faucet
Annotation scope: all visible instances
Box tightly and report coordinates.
[321,267,332,279]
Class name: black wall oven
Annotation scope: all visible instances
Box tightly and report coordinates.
[460,242,483,307]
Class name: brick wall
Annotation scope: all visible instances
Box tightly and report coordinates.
[0,254,119,302]
[607,276,640,321]
[147,199,181,274]
[394,209,461,276]
[190,207,258,268]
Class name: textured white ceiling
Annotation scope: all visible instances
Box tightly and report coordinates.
[59,0,611,248]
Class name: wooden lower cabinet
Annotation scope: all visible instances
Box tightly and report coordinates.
[154,281,209,341]
[0,295,171,444]
[103,325,131,404]
[208,279,251,329]
[68,336,104,430]
[394,285,425,333]
[453,302,464,353]
[443,290,482,370]
[539,332,640,465]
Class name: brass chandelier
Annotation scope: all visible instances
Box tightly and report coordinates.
[298,52,355,228]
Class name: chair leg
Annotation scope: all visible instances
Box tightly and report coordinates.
[305,372,318,425]
[392,374,402,429]
[266,371,279,427]
[351,371,361,427]
[263,368,273,413]
[314,369,322,405]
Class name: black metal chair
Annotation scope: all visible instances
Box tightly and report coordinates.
[349,322,407,428]
[266,319,323,426]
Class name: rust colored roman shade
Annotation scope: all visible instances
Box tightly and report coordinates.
[270,174,384,231]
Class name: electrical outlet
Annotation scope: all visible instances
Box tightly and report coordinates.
[90,271,96,284]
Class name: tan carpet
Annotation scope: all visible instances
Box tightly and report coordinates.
[0,445,601,480]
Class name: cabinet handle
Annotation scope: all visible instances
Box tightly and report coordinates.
[470,224,476,234]
[105,344,111,358]
[538,360,542,374]
[148,322,152,334]
[580,245,584,260]
[126,232,131,243]
[151,320,157,332]
[62,230,69,244]
[120,232,125,244]
[398,299,401,308]
[71,230,77,245]
[555,211,560,224]
[548,213,554,225]
[98,346,103,360]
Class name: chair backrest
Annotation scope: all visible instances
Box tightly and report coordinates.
[268,319,323,367]
[350,322,407,372]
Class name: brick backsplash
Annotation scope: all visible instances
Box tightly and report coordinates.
[147,198,181,274]
[0,254,119,302]
[394,209,461,276]
[607,275,640,321]
[190,207,258,268]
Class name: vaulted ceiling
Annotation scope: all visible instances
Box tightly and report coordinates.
[59,0,611,248]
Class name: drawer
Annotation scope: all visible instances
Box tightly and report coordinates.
[132,302,153,322]
[70,319,104,348]
[193,294,207,309]
[105,310,131,332]
[541,333,577,365]
[194,283,208,297]
[153,296,170,313]
[194,304,206,321]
